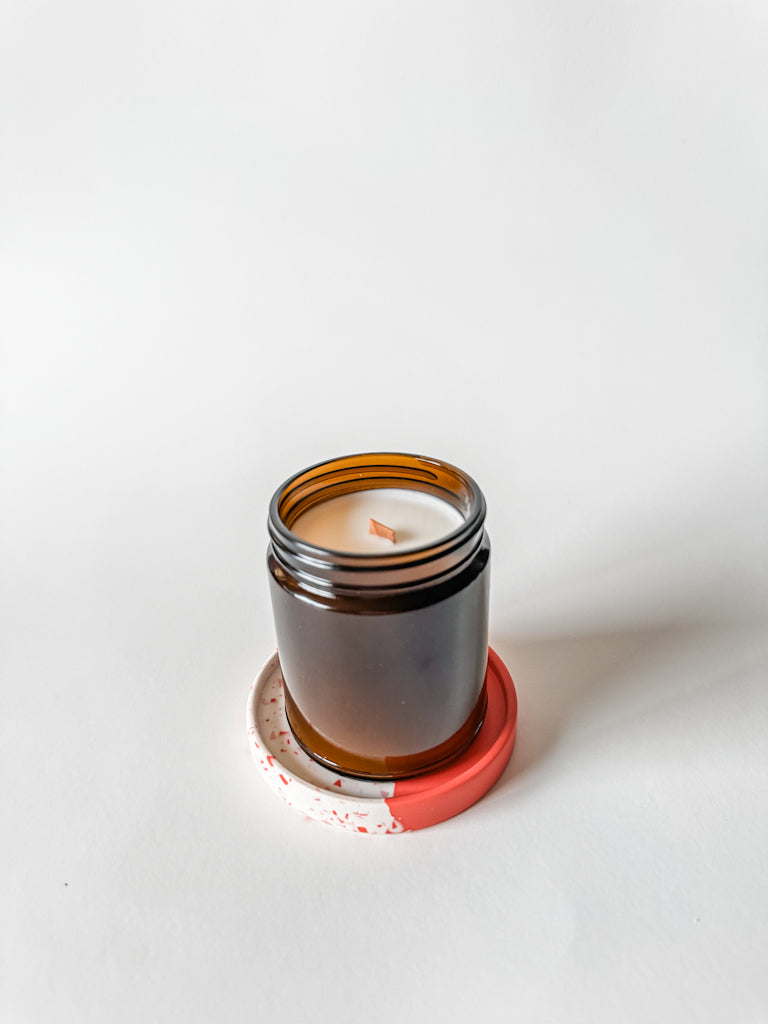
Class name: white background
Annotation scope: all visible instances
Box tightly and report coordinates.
[2,1,767,1021]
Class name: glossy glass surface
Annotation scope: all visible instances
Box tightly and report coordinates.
[267,453,490,780]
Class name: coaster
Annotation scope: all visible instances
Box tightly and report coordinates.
[245,647,517,834]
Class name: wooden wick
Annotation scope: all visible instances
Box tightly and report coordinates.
[369,518,396,543]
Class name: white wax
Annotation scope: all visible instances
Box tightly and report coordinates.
[291,488,464,553]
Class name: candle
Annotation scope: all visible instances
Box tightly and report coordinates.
[267,453,490,780]
[290,488,464,553]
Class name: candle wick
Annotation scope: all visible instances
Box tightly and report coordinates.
[369,518,396,543]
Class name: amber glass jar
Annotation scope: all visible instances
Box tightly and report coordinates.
[267,453,490,780]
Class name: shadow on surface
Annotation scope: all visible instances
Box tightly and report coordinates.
[489,612,760,793]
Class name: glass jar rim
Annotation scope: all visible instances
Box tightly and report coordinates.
[268,451,486,571]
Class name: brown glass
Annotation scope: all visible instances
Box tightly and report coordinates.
[267,453,490,780]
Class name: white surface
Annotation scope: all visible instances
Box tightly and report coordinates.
[1,2,766,1022]
[290,486,464,552]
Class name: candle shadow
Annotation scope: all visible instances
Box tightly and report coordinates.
[480,460,768,800]
[486,610,763,798]
[390,529,416,548]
